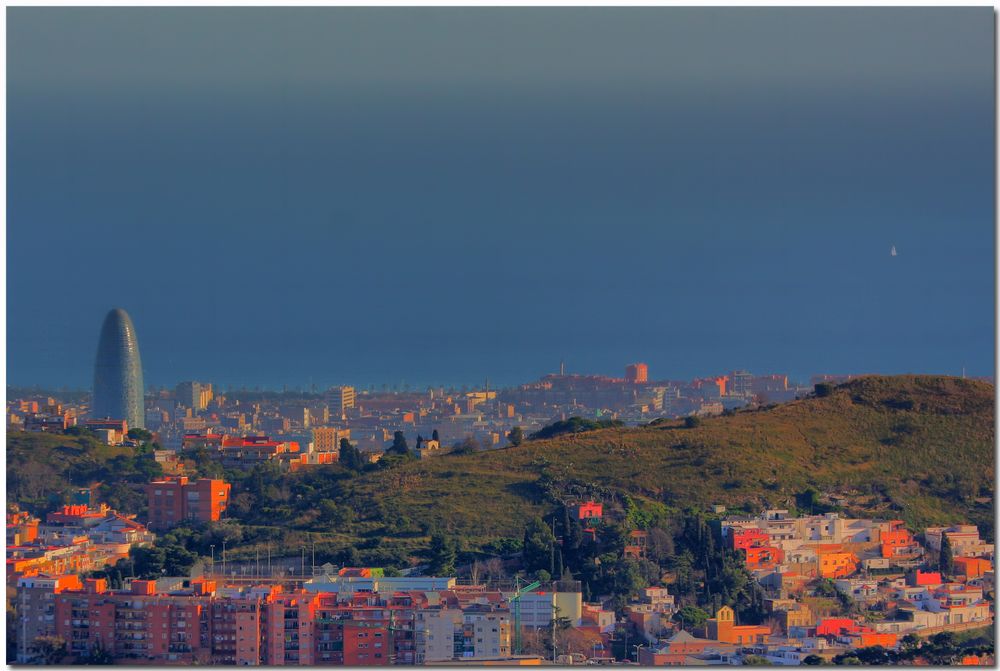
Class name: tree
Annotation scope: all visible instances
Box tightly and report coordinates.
[388,431,410,456]
[427,533,457,576]
[684,415,701,428]
[432,429,440,442]
[34,636,67,665]
[484,557,505,583]
[317,499,342,525]
[522,517,556,575]
[673,605,710,631]
[339,546,361,567]
[940,534,954,577]
[797,488,821,515]
[79,641,115,665]
[802,655,824,665]
[814,383,834,397]
[647,527,675,565]
[127,428,154,442]
[508,426,524,446]
[130,546,166,578]
[339,438,363,471]
[900,633,921,652]
[451,436,480,455]
[742,655,772,665]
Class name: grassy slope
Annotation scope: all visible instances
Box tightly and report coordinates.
[7,432,136,512]
[6,376,994,559]
[337,375,994,550]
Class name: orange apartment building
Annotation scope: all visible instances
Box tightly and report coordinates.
[880,521,923,560]
[745,545,785,570]
[26,576,514,666]
[705,606,770,645]
[7,510,39,545]
[817,549,859,579]
[953,557,992,580]
[146,477,231,531]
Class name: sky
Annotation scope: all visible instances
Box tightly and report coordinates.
[7,7,995,391]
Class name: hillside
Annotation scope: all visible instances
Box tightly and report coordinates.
[7,431,161,515]
[6,376,994,565]
[330,375,994,554]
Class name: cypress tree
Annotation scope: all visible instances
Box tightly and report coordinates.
[940,534,955,576]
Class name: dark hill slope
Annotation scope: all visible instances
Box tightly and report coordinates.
[338,375,994,546]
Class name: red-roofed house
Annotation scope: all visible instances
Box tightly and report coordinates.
[574,501,603,522]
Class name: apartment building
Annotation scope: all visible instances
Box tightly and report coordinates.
[146,477,231,531]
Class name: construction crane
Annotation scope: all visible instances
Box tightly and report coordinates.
[509,577,541,655]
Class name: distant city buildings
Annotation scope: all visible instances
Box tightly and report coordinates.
[312,426,351,453]
[328,386,356,415]
[625,362,648,384]
[175,381,214,411]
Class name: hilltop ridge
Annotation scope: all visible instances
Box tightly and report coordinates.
[335,375,994,548]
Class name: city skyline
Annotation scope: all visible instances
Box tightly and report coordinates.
[5,300,995,393]
[7,7,995,390]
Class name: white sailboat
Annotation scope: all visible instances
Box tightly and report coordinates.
[890,245,897,257]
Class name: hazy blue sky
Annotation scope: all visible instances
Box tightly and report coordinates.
[8,8,995,390]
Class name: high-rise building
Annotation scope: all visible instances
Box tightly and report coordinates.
[176,381,214,411]
[329,386,356,414]
[92,308,145,429]
[625,363,649,384]
[312,426,350,453]
[730,370,753,397]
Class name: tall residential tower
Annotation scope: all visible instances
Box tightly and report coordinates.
[92,308,145,429]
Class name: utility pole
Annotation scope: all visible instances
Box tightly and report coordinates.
[550,517,556,577]
[551,604,558,663]
[623,624,629,664]
[222,540,227,580]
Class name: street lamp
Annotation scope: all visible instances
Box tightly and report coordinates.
[210,545,215,577]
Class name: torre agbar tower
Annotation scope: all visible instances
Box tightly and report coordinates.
[92,308,145,429]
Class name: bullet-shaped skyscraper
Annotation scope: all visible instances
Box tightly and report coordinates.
[92,308,145,429]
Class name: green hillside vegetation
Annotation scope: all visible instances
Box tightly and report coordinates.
[309,375,994,555]
[7,376,994,571]
[7,430,162,516]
